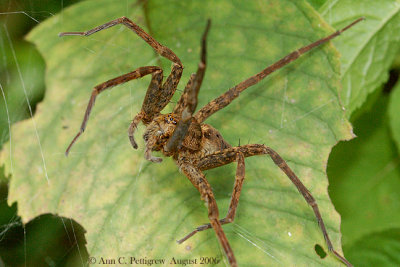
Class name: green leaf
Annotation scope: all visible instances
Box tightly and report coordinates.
[345,228,400,267]
[320,0,400,117]
[389,80,400,152]
[328,93,400,252]
[306,0,328,10]
[1,0,354,265]
[0,30,45,150]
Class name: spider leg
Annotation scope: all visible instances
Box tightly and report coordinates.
[191,144,352,267]
[65,66,161,155]
[179,161,237,267]
[165,20,211,152]
[152,63,183,120]
[173,73,196,115]
[60,17,185,148]
[129,62,183,151]
[59,17,182,66]
[128,113,143,149]
[194,18,364,123]
[177,152,245,244]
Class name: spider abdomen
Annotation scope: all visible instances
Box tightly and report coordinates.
[142,113,230,160]
[200,124,231,155]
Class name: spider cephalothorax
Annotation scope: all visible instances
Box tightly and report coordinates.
[143,113,181,162]
[59,16,363,267]
[142,112,230,164]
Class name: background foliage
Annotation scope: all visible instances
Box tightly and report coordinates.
[0,0,399,266]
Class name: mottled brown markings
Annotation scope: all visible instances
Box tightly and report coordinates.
[181,119,202,151]
[177,153,245,244]
[173,73,196,115]
[60,17,364,267]
[141,70,163,123]
[156,64,183,111]
[142,63,183,124]
[65,65,161,155]
[179,163,236,264]
[200,124,231,155]
[194,17,364,124]
[164,20,211,154]
[128,112,143,149]
[184,144,347,264]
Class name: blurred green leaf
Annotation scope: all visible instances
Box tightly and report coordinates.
[328,93,400,257]
[306,0,328,10]
[0,30,45,150]
[389,80,400,152]
[345,228,400,267]
[391,51,400,70]
[320,0,400,116]
[1,0,356,266]
[322,3,400,265]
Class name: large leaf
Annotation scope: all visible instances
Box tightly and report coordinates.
[1,0,355,266]
[345,228,400,267]
[328,92,400,264]
[320,0,400,116]
[0,30,45,150]
[320,2,400,264]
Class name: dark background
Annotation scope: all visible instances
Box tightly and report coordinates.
[0,1,87,266]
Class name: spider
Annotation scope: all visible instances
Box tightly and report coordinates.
[59,16,363,267]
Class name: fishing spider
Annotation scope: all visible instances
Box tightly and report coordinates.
[59,17,363,267]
